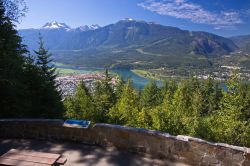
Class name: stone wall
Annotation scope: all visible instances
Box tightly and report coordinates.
[0,119,249,165]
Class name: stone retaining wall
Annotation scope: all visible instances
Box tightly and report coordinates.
[0,119,249,165]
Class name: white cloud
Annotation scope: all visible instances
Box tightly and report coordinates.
[138,0,243,29]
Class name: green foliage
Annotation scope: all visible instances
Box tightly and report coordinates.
[108,79,140,126]
[67,71,250,147]
[0,0,27,117]
[92,69,116,122]
[35,34,56,82]
[140,81,161,108]
[64,73,250,147]
[151,90,174,132]
[114,77,125,100]
[0,0,63,118]
[207,72,250,146]
[138,81,161,127]
[168,79,200,135]
[64,82,97,122]
[201,77,222,115]
[32,35,64,118]
[3,0,27,22]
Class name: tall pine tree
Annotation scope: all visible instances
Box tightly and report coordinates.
[108,79,140,126]
[64,81,96,121]
[35,34,57,84]
[33,35,64,118]
[93,68,116,122]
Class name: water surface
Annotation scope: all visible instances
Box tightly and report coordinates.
[57,65,158,89]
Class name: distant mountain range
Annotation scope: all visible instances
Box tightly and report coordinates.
[18,19,250,69]
[41,21,101,31]
[230,35,250,54]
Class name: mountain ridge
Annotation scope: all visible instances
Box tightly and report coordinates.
[230,35,250,54]
[19,19,240,69]
[22,21,102,32]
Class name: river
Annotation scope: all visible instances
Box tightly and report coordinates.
[56,65,159,89]
[112,69,160,89]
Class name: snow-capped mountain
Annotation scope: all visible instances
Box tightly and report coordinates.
[122,18,134,21]
[77,24,101,31]
[41,21,100,31]
[42,21,71,30]
[19,19,237,61]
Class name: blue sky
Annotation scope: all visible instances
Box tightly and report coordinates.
[18,0,250,37]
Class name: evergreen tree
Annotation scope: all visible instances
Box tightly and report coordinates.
[140,81,161,108]
[138,81,161,127]
[108,79,140,126]
[160,80,177,99]
[0,0,27,117]
[114,77,125,100]
[22,55,45,117]
[201,77,222,116]
[64,81,96,121]
[210,72,250,146]
[238,83,250,121]
[170,78,201,135]
[0,0,63,118]
[35,34,57,84]
[93,69,116,122]
[33,35,64,118]
[3,0,27,22]
[151,90,175,132]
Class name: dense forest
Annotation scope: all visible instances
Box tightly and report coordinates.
[64,72,250,147]
[0,0,249,148]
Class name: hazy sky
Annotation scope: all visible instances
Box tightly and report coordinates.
[18,0,250,37]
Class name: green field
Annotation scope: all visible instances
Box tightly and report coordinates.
[56,68,82,76]
[132,69,162,80]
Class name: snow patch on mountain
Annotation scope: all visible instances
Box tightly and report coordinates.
[42,21,71,30]
[78,24,101,31]
[123,18,134,21]
[119,18,148,24]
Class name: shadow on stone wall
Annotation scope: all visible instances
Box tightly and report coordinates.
[0,119,249,165]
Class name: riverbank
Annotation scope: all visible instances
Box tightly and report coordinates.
[53,62,155,89]
[131,69,164,80]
